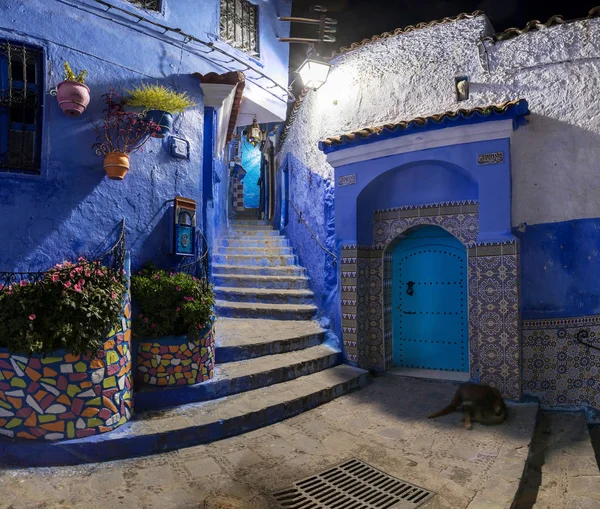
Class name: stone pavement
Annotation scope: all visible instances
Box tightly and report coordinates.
[514,412,600,509]
[0,374,538,509]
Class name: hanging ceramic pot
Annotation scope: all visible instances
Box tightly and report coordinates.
[145,110,173,138]
[56,81,91,117]
[103,153,130,180]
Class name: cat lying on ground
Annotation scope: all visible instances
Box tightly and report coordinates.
[427,382,507,430]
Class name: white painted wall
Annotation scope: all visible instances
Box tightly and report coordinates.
[278,13,600,227]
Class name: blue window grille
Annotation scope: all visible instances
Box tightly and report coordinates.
[124,0,161,11]
[220,0,259,56]
[0,41,43,175]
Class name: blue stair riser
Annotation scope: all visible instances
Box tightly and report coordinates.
[215,305,317,320]
[211,274,310,290]
[214,289,314,305]
[230,220,270,225]
[213,255,298,267]
[134,351,342,411]
[216,332,325,363]
[0,374,368,467]
[218,246,294,256]
[227,230,281,237]
[220,237,290,248]
[229,225,275,231]
[212,265,306,276]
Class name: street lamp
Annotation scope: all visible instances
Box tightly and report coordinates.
[244,117,264,147]
[297,55,331,91]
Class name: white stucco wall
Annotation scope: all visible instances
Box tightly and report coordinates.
[278,13,600,227]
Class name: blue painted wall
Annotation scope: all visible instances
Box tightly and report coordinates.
[516,218,600,319]
[0,0,290,272]
[241,139,261,209]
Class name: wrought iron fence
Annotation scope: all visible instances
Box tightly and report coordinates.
[0,220,126,290]
[0,41,43,174]
[176,228,210,290]
[220,0,259,55]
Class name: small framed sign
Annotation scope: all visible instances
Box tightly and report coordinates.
[478,152,504,165]
[338,173,357,187]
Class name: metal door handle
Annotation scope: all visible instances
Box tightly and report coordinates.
[404,311,416,315]
[406,281,415,296]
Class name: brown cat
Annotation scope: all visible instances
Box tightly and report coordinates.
[428,382,507,430]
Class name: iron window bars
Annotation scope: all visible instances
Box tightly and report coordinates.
[124,0,161,11]
[220,0,259,56]
[0,42,43,175]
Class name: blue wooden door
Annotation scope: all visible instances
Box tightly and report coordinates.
[392,226,468,372]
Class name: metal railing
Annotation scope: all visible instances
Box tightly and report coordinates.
[176,228,210,289]
[288,199,337,267]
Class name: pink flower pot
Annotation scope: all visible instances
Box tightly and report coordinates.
[56,81,91,117]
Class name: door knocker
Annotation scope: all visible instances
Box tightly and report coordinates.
[406,281,415,296]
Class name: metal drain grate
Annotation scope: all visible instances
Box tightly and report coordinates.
[271,458,435,509]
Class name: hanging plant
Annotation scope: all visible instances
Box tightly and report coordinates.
[56,62,91,117]
[92,89,161,180]
[126,83,196,138]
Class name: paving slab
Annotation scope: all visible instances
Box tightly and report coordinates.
[0,375,539,509]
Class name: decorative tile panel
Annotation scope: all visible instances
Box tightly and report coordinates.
[523,316,600,410]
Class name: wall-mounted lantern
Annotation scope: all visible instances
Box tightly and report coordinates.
[172,197,196,256]
[297,55,331,91]
[243,117,265,147]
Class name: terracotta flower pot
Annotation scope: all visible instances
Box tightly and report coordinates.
[103,153,130,180]
[56,81,91,117]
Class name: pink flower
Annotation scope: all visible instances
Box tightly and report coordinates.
[175,307,180,312]
[144,317,149,323]
[139,314,144,319]
[78,257,86,262]
[78,279,86,286]
[55,263,63,269]
[184,296,194,302]
[29,314,36,320]
[20,280,27,287]
[85,270,91,277]
[111,292,117,299]
[96,270,103,276]
[73,284,82,292]
[75,266,83,273]
[51,273,60,282]
[64,281,72,288]
[151,324,157,329]
[176,286,181,292]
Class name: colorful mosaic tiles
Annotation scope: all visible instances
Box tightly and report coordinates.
[0,298,133,441]
[523,315,600,409]
[136,318,215,386]
[340,201,522,400]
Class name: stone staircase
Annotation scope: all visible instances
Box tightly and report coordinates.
[1,220,368,467]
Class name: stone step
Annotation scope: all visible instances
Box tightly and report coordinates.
[135,345,341,411]
[212,273,310,290]
[215,318,326,362]
[230,224,275,231]
[213,254,298,267]
[1,365,369,466]
[226,229,281,237]
[218,246,294,256]
[230,220,270,227]
[215,300,317,320]
[212,264,306,277]
[220,237,290,248]
[214,286,314,305]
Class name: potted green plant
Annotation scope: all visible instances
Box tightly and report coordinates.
[131,264,215,386]
[56,62,90,117]
[126,83,196,138]
[92,89,161,180]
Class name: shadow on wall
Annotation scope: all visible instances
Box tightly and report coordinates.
[356,160,478,245]
[0,72,204,273]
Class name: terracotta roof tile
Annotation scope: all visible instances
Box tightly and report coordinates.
[319,100,529,153]
[484,6,600,42]
[332,11,485,58]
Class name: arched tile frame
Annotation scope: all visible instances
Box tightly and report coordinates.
[340,200,521,399]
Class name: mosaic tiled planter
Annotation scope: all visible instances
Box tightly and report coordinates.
[135,316,215,386]
[0,299,133,441]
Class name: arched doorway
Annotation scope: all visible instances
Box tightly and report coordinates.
[391,225,468,373]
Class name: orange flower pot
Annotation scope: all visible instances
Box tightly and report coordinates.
[103,153,130,180]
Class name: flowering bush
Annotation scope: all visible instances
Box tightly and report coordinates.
[131,264,214,340]
[0,259,127,355]
[92,88,160,156]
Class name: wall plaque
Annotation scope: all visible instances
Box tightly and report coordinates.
[478,152,504,165]
[338,174,357,187]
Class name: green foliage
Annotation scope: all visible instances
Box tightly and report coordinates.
[126,83,196,114]
[0,259,127,356]
[63,61,88,84]
[131,264,214,340]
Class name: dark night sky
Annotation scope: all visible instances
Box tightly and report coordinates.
[288,0,600,70]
